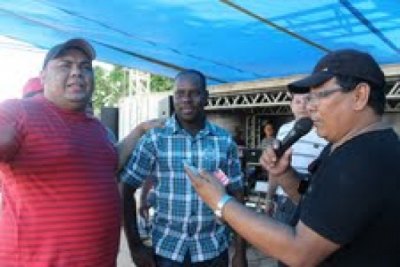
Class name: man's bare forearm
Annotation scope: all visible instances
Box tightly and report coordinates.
[117,119,165,172]
[122,183,143,253]
[117,128,144,171]
[222,199,333,267]
[225,188,248,266]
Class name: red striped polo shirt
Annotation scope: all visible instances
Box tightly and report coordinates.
[0,97,121,267]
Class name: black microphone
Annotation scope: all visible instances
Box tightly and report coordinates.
[274,117,313,158]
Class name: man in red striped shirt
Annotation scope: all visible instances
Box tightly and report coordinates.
[0,38,158,267]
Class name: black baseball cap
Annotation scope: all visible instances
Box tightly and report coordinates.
[42,38,96,69]
[288,49,385,93]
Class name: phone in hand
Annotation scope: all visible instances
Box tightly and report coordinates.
[214,169,229,186]
[183,160,229,186]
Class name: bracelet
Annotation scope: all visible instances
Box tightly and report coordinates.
[214,194,233,219]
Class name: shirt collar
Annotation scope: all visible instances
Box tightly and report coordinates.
[166,114,216,137]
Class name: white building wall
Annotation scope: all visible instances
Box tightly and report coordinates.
[118,92,171,139]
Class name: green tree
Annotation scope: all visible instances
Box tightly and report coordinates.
[150,74,173,92]
[92,65,129,113]
[93,66,173,114]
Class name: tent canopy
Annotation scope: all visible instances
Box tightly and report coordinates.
[1,0,399,84]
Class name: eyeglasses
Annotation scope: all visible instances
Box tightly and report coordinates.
[305,87,344,104]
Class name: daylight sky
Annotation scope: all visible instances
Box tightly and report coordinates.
[0,36,45,101]
[0,36,112,102]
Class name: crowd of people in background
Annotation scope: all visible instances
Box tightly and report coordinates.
[0,38,399,267]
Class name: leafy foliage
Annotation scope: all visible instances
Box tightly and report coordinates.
[92,65,173,113]
[92,65,129,112]
[150,75,174,92]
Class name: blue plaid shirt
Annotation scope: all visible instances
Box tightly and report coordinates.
[121,115,243,263]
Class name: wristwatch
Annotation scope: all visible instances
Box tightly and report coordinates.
[214,194,233,219]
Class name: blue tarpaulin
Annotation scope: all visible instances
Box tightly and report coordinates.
[1,0,399,84]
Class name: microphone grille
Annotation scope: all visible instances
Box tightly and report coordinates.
[294,117,313,135]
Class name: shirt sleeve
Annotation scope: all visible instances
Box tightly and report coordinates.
[0,100,25,162]
[120,131,157,188]
[226,138,243,192]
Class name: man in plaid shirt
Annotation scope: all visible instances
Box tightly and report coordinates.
[121,69,247,267]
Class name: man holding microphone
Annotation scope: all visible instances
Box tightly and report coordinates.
[185,49,400,266]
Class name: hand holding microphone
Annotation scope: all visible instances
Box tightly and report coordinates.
[260,117,313,175]
[274,117,313,158]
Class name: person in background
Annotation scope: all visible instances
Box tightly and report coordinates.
[121,69,247,267]
[233,126,246,147]
[254,121,276,199]
[185,49,400,266]
[22,76,43,98]
[232,126,246,171]
[265,93,327,223]
[259,121,275,149]
[0,38,160,267]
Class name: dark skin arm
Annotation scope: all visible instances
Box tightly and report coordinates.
[122,182,155,267]
[185,150,340,267]
[116,119,165,171]
[139,178,155,220]
[229,189,248,267]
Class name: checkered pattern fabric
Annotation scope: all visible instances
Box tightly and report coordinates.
[121,115,243,262]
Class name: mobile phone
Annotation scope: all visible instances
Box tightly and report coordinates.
[214,169,229,186]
